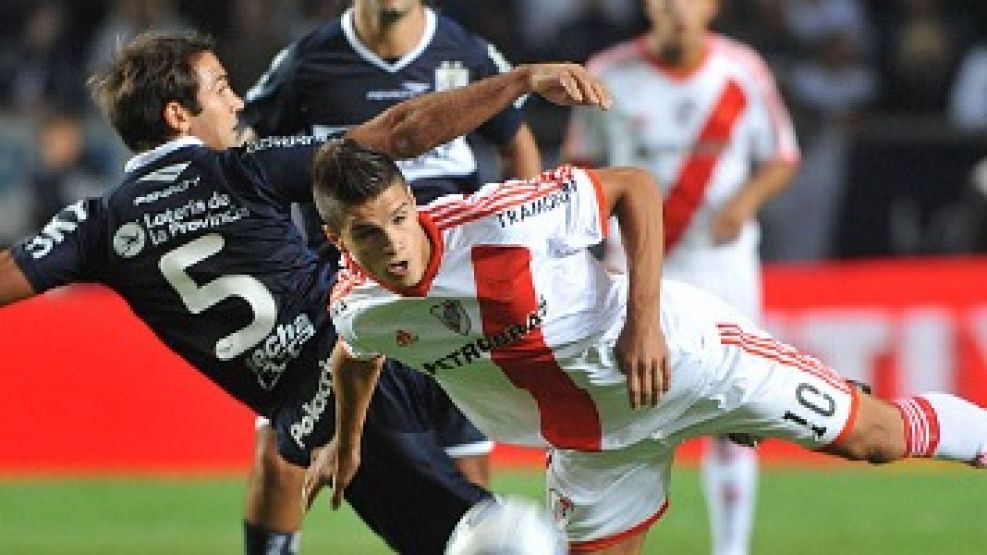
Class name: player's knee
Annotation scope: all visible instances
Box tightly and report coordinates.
[838,424,901,464]
[252,427,303,489]
[832,398,905,464]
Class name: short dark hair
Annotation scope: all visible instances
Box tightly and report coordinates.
[312,138,405,232]
[88,31,214,152]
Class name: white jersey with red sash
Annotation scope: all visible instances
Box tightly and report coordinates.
[565,34,799,319]
[330,166,712,451]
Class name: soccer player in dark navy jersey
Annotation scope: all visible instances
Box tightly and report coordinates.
[238,1,544,548]
[0,31,612,554]
[243,0,541,206]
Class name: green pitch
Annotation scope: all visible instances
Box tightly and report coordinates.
[1,463,984,554]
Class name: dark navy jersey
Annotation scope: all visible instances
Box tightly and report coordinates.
[10,136,336,421]
[241,7,525,200]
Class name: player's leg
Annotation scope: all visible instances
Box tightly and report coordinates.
[243,418,303,555]
[822,390,987,466]
[546,442,674,555]
[276,358,494,553]
[700,437,757,555]
[665,242,763,555]
[688,316,987,470]
[429,380,495,488]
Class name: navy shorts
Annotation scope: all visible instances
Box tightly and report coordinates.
[274,358,491,554]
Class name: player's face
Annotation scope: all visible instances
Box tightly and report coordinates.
[186,52,244,150]
[645,0,718,60]
[336,181,430,289]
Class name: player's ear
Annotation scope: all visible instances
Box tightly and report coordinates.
[162,100,192,136]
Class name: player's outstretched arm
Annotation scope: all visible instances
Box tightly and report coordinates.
[302,340,383,511]
[596,167,669,409]
[347,64,612,160]
[0,249,36,307]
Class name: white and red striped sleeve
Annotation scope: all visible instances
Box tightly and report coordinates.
[424,165,609,252]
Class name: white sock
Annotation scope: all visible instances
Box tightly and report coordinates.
[701,437,757,555]
[893,393,987,466]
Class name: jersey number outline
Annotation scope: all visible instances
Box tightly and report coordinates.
[159,234,277,360]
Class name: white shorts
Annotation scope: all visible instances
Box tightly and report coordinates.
[548,315,860,550]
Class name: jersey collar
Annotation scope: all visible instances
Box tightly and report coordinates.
[341,7,437,73]
[637,32,712,81]
[124,136,204,174]
[346,211,444,298]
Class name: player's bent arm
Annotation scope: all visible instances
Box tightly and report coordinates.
[328,340,384,509]
[595,167,668,409]
[0,249,36,306]
[499,123,542,179]
[713,158,799,244]
[347,64,611,160]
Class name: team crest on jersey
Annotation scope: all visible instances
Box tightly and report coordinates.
[395,329,418,347]
[430,300,472,336]
[549,488,575,527]
[435,61,469,91]
[112,222,147,258]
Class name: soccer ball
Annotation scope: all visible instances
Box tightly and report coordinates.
[445,496,567,555]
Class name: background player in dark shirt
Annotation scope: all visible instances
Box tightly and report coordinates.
[0,31,612,554]
[239,0,545,547]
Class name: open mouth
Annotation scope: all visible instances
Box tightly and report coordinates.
[387,260,410,277]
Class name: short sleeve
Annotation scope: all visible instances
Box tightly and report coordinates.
[236,134,338,204]
[10,199,106,291]
[461,165,608,253]
[742,54,800,164]
[548,165,609,252]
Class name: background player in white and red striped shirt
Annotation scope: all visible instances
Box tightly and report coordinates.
[564,1,800,553]
[306,141,987,554]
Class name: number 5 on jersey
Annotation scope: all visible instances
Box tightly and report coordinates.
[159,234,278,360]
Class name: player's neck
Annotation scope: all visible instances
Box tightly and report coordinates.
[647,32,708,71]
[353,5,427,59]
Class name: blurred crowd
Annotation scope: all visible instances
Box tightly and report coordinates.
[1,0,985,258]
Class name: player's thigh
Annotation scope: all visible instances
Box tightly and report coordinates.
[428,380,494,456]
[676,327,858,450]
[348,425,492,554]
[547,442,673,551]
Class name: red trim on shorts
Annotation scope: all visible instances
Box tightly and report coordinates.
[829,386,860,448]
[569,499,669,553]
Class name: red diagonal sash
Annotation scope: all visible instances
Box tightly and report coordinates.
[663,80,747,252]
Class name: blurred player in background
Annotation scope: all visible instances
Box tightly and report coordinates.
[564,1,800,553]
[238,0,542,550]
[0,31,611,555]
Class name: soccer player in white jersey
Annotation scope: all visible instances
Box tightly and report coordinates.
[564,1,800,552]
[305,140,987,554]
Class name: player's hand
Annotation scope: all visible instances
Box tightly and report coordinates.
[615,320,670,409]
[302,438,361,512]
[524,64,613,110]
[711,198,752,245]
